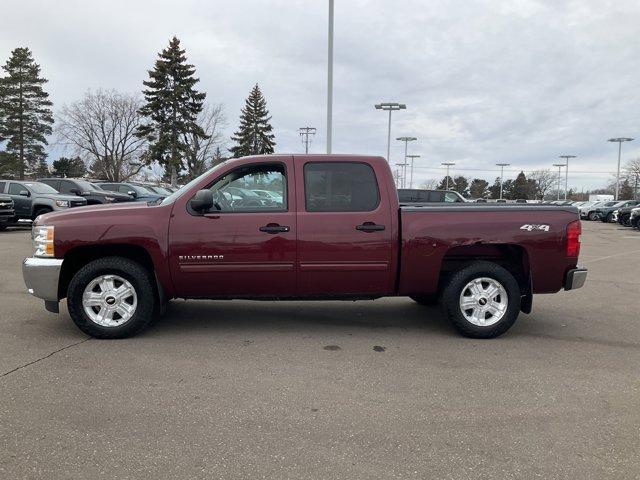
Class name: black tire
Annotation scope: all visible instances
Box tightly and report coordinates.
[441,261,521,339]
[588,211,598,221]
[621,215,632,227]
[67,256,157,339]
[410,294,439,306]
[604,212,614,223]
[0,224,6,231]
[32,207,52,220]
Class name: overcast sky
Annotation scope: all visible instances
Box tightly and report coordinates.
[2,0,640,189]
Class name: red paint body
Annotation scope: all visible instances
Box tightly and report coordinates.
[46,155,581,301]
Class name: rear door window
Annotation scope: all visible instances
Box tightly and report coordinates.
[0,181,5,193]
[8,183,26,195]
[304,162,379,212]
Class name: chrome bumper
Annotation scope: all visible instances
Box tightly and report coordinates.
[565,267,587,291]
[22,257,63,301]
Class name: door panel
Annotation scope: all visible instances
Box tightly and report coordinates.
[295,160,394,296]
[169,159,297,298]
[8,183,30,217]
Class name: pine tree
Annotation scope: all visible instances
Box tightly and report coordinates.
[34,158,49,177]
[0,47,53,179]
[211,146,226,167]
[137,37,207,185]
[230,84,275,157]
[469,178,489,199]
[511,171,529,199]
[436,176,455,190]
[489,177,502,199]
[52,156,87,177]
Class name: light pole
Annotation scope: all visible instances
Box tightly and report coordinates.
[375,103,406,163]
[559,155,576,200]
[406,154,421,189]
[395,163,409,188]
[608,138,633,200]
[496,163,510,200]
[396,136,417,187]
[326,0,334,153]
[441,162,455,190]
[299,127,317,154]
[553,163,566,201]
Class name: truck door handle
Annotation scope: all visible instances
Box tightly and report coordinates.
[259,223,290,234]
[356,222,385,232]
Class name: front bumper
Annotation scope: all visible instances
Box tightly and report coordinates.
[565,267,588,291]
[22,257,63,301]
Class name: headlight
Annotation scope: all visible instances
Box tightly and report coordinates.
[32,225,55,258]
[104,196,116,203]
[55,200,69,207]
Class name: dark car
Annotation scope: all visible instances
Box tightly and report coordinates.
[0,195,15,230]
[616,204,639,227]
[97,182,165,203]
[397,189,465,204]
[0,180,87,220]
[38,178,133,205]
[596,200,639,222]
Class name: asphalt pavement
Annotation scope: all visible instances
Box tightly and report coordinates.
[1,221,639,479]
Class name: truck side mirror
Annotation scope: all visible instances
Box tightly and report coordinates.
[190,189,213,212]
[127,190,137,198]
[19,190,30,197]
[70,188,81,195]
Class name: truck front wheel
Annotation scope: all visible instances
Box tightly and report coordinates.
[67,257,157,339]
[441,261,521,339]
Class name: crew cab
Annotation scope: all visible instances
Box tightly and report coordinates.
[22,155,587,339]
[0,180,87,220]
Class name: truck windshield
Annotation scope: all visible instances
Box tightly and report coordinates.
[159,162,229,206]
[23,182,59,194]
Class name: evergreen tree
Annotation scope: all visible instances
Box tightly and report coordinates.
[469,178,489,198]
[211,146,227,167]
[436,175,455,190]
[0,47,53,179]
[619,179,634,200]
[34,158,49,177]
[489,177,502,199]
[452,175,469,197]
[230,84,275,157]
[52,156,87,177]
[137,37,207,185]
[510,171,530,199]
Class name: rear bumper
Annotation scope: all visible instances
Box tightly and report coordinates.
[565,267,588,291]
[22,257,63,301]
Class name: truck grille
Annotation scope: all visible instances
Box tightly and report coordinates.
[70,200,87,208]
[0,201,13,210]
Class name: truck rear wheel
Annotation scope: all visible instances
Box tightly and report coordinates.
[67,257,157,339]
[441,261,521,339]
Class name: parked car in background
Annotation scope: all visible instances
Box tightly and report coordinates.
[615,204,639,227]
[0,180,87,220]
[97,182,165,203]
[0,195,15,230]
[252,189,284,203]
[38,178,133,204]
[581,201,608,220]
[143,185,174,196]
[397,189,465,204]
[597,200,639,223]
[630,207,640,229]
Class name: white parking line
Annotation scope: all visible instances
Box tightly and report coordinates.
[582,248,640,264]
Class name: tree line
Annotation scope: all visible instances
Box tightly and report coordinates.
[0,37,276,183]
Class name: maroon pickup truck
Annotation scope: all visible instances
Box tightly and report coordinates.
[22,154,587,339]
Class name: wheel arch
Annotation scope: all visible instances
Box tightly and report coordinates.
[439,243,532,313]
[58,244,160,301]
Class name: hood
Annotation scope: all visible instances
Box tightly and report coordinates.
[89,190,131,199]
[36,200,156,224]
[44,193,87,202]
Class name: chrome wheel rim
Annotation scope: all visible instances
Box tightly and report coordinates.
[82,274,137,327]
[459,277,508,327]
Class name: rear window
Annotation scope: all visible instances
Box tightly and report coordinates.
[304,162,379,212]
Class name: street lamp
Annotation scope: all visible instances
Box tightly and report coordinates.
[496,163,510,200]
[375,103,406,163]
[553,163,566,201]
[406,154,421,189]
[395,163,409,188]
[326,0,334,154]
[607,138,634,200]
[441,162,455,190]
[559,155,576,200]
[396,136,417,187]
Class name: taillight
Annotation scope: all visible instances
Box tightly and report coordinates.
[566,220,581,257]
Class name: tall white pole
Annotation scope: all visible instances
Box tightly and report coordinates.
[564,157,569,200]
[326,0,334,154]
[616,141,622,201]
[386,109,392,163]
[500,165,504,200]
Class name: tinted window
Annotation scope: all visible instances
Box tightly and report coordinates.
[0,181,5,193]
[205,163,287,212]
[304,162,379,212]
[99,184,117,191]
[8,183,26,195]
[118,185,132,194]
[58,180,77,194]
[429,191,444,202]
[23,182,58,194]
[444,192,461,203]
[39,179,59,190]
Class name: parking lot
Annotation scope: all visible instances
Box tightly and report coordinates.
[0,221,639,479]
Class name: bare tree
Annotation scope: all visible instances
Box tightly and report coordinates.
[420,178,439,189]
[56,89,148,181]
[182,102,226,180]
[529,169,555,199]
